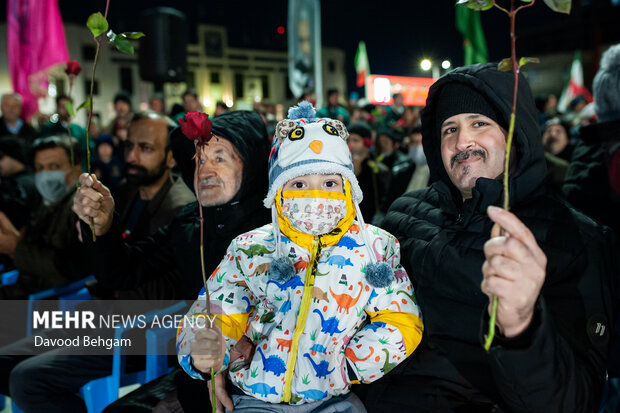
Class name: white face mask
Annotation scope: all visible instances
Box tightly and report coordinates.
[409,145,427,165]
[281,195,347,235]
[34,170,70,205]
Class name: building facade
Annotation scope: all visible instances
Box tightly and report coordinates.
[0,23,347,125]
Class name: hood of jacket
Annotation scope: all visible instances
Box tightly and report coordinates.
[170,109,271,210]
[421,63,547,217]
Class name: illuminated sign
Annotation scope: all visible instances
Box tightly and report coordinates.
[367,75,435,106]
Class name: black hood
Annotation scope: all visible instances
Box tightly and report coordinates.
[421,63,547,213]
[170,110,270,204]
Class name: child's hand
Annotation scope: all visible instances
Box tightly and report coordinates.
[230,335,255,364]
[190,325,226,373]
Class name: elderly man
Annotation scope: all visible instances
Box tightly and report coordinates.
[0,93,36,144]
[362,63,619,412]
[73,110,271,412]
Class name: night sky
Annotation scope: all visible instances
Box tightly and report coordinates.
[1,0,606,91]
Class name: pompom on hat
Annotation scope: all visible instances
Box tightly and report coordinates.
[266,101,394,288]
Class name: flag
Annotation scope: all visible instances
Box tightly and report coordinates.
[7,0,69,120]
[288,0,322,104]
[354,41,370,88]
[558,50,593,113]
[455,6,488,66]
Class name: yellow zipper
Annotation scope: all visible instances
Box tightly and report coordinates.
[281,236,321,403]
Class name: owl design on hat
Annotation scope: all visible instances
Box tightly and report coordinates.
[264,101,362,208]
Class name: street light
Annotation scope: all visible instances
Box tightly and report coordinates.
[442,60,451,70]
[420,58,439,79]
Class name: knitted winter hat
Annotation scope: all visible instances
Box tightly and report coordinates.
[435,82,506,137]
[593,44,620,123]
[266,101,394,288]
[264,101,362,208]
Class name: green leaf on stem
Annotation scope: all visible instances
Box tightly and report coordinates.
[87,12,109,38]
[518,57,540,68]
[520,0,533,2]
[122,32,145,39]
[65,101,75,117]
[113,34,135,55]
[456,0,494,11]
[77,99,91,112]
[543,0,572,14]
[497,58,513,72]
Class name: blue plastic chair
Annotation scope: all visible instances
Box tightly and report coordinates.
[78,300,187,413]
[1,269,18,286]
[26,275,96,335]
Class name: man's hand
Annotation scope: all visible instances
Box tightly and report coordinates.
[207,372,234,413]
[72,174,115,236]
[206,335,255,413]
[481,206,547,338]
[190,325,226,373]
[0,212,20,257]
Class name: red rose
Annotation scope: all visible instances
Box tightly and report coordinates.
[180,111,213,145]
[65,60,82,77]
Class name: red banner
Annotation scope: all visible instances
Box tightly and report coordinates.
[367,75,435,106]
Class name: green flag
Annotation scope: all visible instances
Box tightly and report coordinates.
[455,6,488,66]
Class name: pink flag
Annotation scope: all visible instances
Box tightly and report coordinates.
[7,0,69,120]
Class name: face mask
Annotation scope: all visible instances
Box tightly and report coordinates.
[281,192,347,235]
[35,170,70,205]
[409,145,427,165]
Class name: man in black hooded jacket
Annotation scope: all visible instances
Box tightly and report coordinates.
[72,110,271,412]
[362,63,619,412]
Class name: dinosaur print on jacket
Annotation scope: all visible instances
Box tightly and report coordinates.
[238,244,274,258]
[304,353,335,378]
[337,235,364,250]
[257,347,287,376]
[324,254,354,269]
[243,382,278,398]
[177,222,423,405]
[330,281,364,314]
[313,308,345,336]
[267,276,304,291]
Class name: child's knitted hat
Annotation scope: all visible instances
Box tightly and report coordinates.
[266,102,394,288]
[263,101,362,208]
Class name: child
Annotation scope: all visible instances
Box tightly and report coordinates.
[177,102,423,410]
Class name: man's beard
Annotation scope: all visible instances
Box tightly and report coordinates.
[125,158,168,186]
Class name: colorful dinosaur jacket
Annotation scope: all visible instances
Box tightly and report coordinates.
[177,221,423,405]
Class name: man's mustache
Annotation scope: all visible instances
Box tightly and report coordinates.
[125,163,147,175]
[451,149,486,169]
[199,177,223,186]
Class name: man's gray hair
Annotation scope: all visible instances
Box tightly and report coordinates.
[1,93,23,105]
[593,44,620,123]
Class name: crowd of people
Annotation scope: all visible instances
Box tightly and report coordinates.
[0,43,617,412]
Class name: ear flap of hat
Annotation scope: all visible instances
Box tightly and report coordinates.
[325,119,349,141]
[275,120,298,142]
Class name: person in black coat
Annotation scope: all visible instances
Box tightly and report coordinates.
[71,110,271,413]
[563,43,620,239]
[361,63,619,412]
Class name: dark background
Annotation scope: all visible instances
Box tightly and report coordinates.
[2,0,619,91]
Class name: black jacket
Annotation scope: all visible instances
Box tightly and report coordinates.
[368,64,619,412]
[563,119,620,238]
[86,110,271,300]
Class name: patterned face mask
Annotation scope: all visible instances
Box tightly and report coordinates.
[281,191,347,235]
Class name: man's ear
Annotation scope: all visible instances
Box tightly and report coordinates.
[166,150,176,169]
